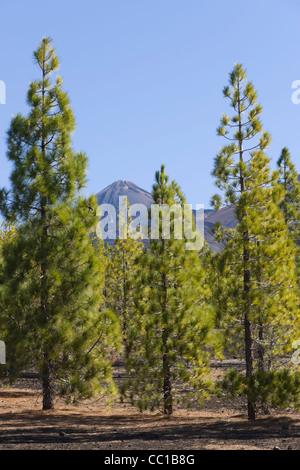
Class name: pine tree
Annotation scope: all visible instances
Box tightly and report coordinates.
[104,202,144,339]
[277,148,300,264]
[212,64,299,420]
[0,38,121,409]
[122,165,216,414]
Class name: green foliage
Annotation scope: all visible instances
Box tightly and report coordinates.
[277,148,300,234]
[211,63,300,419]
[277,148,300,280]
[104,203,144,338]
[0,222,16,349]
[0,222,16,255]
[219,368,300,411]
[0,38,121,408]
[122,165,219,414]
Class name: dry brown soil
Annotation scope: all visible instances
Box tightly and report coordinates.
[0,361,299,451]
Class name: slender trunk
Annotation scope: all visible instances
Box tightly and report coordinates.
[161,238,172,415]
[257,322,265,371]
[162,345,172,415]
[40,47,55,411]
[162,281,172,415]
[238,82,256,420]
[243,251,256,420]
[42,354,55,410]
[41,212,54,410]
[162,328,172,414]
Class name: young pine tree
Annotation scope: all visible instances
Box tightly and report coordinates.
[0,38,121,409]
[212,64,299,420]
[277,148,300,268]
[104,202,144,339]
[122,165,217,414]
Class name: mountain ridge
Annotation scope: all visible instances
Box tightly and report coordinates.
[96,180,153,209]
[95,179,225,251]
[95,177,299,252]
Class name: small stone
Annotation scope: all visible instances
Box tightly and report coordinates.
[273,446,281,451]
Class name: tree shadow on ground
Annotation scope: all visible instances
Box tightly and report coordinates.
[0,408,298,447]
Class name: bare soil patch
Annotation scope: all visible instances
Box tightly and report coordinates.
[0,361,299,451]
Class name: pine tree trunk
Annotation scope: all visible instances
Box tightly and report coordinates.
[42,354,55,410]
[244,244,256,420]
[40,53,55,412]
[257,324,265,371]
[162,347,172,415]
[161,247,172,415]
[237,82,256,421]
[244,313,256,420]
[241,224,256,419]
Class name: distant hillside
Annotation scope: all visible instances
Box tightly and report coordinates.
[199,205,237,252]
[96,180,153,209]
[95,176,299,252]
[95,180,231,251]
[196,173,300,251]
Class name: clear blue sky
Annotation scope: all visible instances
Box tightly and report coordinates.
[1,0,300,209]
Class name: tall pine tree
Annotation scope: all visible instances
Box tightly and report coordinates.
[212,64,299,420]
[0,38,121,409]
[122,165,216,414]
